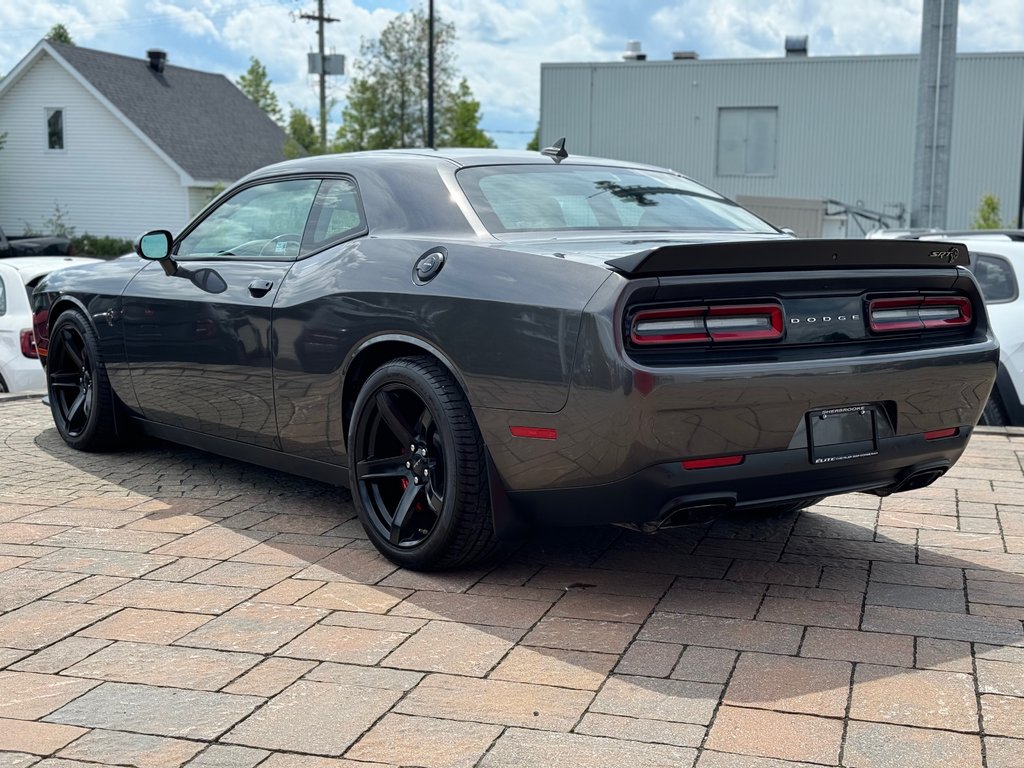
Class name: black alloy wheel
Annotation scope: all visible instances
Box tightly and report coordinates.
[47,310,121,451]
[349,356,497,570]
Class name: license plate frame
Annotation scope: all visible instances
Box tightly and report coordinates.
[807,405,879,465]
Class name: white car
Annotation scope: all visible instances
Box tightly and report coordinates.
[0,256,101,392]
[868,229,1024,426]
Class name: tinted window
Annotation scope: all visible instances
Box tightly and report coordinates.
[46,108,64,150]
[458,165,776,234]
[176,179,321,261]
[974,253,1018,303]
[0,274,6,315]
[301,178,365,255]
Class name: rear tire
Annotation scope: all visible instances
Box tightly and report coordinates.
[980,392,1009,427]
[348,356,499,570]
[47,309,124,452]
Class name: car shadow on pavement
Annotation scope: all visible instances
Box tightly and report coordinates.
[21,423,1024,754]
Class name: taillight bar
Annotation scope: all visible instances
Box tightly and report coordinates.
[868,296,972,333]
[631,304,783,345]
[20,329,39,359]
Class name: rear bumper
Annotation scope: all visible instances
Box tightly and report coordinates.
[505,429,970,526]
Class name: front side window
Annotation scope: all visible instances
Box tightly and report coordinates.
[176,178,321,260]
[717,107,777,176]
[46,108,64,150]
[457,164,776,234]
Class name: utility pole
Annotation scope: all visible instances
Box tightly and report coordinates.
[910,0,958,229]
[300,0,338,152]
[427,0,435,148]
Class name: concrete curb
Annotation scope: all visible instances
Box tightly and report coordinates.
[0,391,47,405]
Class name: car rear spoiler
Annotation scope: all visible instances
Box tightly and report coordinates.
[605,239,971,276]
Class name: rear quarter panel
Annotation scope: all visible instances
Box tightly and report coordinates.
[271,236,611,463]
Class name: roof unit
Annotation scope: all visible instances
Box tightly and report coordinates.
[622,40,646,61]
[146,48,167,73]
[785,36,809,57]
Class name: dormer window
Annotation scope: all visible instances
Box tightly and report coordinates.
[46,108,64,150]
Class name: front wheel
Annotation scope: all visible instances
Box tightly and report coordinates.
[47,310,124,452]
[348,356,498,570]
[980,392,1009,427]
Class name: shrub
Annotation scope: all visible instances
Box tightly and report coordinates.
[72,233,135,259]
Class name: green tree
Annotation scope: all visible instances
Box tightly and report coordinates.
[439,79,494,148]
[526,124,539,151]
[46,24,74,45]
[236,56,283,124]
[336,9,489,151]
[972,193,1003,229]
[284,107,322,158]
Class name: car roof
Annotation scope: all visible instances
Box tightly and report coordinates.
[0,256,101,285]
[243,148,679,183]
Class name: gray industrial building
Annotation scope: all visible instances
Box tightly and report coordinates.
[539,49,1024,235]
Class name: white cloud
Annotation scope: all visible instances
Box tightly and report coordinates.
[147,0,220,40]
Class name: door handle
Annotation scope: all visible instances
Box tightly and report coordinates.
[248,279,274,298]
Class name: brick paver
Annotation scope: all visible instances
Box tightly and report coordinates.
[0,397,1023,766]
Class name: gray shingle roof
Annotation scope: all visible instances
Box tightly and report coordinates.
[51,42,288,183]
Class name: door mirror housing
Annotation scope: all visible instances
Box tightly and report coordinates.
[134,230,173,260]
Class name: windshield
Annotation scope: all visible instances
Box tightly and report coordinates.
[457,164,777,235]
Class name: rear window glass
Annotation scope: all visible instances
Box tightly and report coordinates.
[457,164,775,234]
[974,253,1018,303]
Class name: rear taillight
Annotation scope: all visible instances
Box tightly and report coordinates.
[868,296,972,333]
[631,304,783,345]
[20,329,38,359]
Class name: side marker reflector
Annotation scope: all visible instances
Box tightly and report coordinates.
[510,426,558,440]
[924,428,959,440]
[682,455,744,470]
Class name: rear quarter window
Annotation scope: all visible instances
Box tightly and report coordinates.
[973,253,1018,303]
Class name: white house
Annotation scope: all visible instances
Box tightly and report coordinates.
[0,41,289,239]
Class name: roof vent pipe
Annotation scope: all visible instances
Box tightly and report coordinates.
[784,36,808,57]
[622,40,646,61]
[147,49,167,73]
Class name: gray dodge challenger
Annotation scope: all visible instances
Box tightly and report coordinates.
[32,147,998,569]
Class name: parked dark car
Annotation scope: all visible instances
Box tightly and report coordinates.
[0,225,72,257]
[32,148,998,569]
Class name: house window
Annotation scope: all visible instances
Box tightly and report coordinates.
[46,108,64,150]
[717,107,777,176]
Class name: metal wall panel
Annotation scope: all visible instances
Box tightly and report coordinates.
[541,53,1024,233]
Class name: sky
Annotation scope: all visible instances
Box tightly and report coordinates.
[2,0,1023,149]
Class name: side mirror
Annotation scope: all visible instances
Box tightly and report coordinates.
[133,230,173,260]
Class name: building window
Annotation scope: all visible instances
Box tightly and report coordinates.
[717,107,777,176]
[46,108,64,150]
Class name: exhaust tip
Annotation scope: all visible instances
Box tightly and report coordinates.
[871,463,949,497]
[658,497,735,528]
